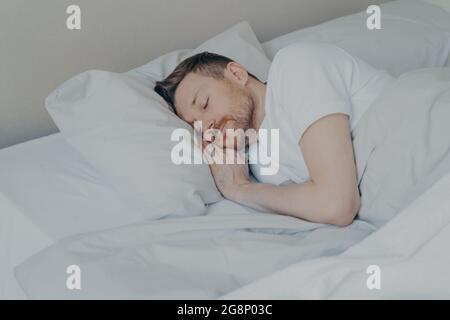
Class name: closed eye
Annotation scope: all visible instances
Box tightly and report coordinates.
[203,97,209,110]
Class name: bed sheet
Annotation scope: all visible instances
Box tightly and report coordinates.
[0,135,61,298]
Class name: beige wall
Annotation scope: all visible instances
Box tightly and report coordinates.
[0,0,388,149]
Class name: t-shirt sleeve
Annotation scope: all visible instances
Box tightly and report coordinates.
[270,43,357,142]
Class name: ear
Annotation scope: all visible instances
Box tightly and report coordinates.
[225,61,249,85]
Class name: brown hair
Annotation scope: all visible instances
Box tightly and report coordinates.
[154,51,258,111]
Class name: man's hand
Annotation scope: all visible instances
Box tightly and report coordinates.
[202,141,251,200]
[209,154,251,200]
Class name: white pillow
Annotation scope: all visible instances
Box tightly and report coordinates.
[262,0,450,76]
[46,21,271,219]
[0,135,146,238]
[63,72,221,218]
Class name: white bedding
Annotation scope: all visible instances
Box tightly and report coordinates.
[0,135,373,300]
[261,0,450,76]
[0,134,259,298]
[0,134,146,239]
[221,172,450,299]
[0,193,52,299]
[2,73,450,300]
[0,134,142,298]
[13,205,373,299]
[0,135,60,299]
[10,68,450,299]
[3,134,361,299]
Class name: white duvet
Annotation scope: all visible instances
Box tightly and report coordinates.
[222,172,450,299]
[13,202,373,299]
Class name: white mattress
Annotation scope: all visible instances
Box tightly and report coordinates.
[0,135,61,299]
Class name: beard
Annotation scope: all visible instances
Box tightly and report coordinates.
[217,78,255,131]
[216,80,256,150]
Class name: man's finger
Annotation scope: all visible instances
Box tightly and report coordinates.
[203,144,214,164]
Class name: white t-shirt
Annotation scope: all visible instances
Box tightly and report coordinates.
[249,42,395,185]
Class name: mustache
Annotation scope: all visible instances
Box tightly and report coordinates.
[216,116,235,131]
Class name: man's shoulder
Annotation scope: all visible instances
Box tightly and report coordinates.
[267,43,331,93]
[272,42,355,71]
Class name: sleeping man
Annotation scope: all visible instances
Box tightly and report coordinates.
[155,43,395,226]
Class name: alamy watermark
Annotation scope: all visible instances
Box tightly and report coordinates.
[366,264,381,290]
[170,121,280,176]
[66,5,81,30]
[66,264,81,290]
[366,5,381,30]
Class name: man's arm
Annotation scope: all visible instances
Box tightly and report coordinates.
[209,113,360,226]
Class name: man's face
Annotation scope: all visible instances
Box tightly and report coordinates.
[174,68,254,150]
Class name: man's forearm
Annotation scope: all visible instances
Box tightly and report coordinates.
[231,181,357,225]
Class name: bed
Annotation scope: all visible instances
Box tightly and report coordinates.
[1,0,450,299]
[0,134,376,299]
